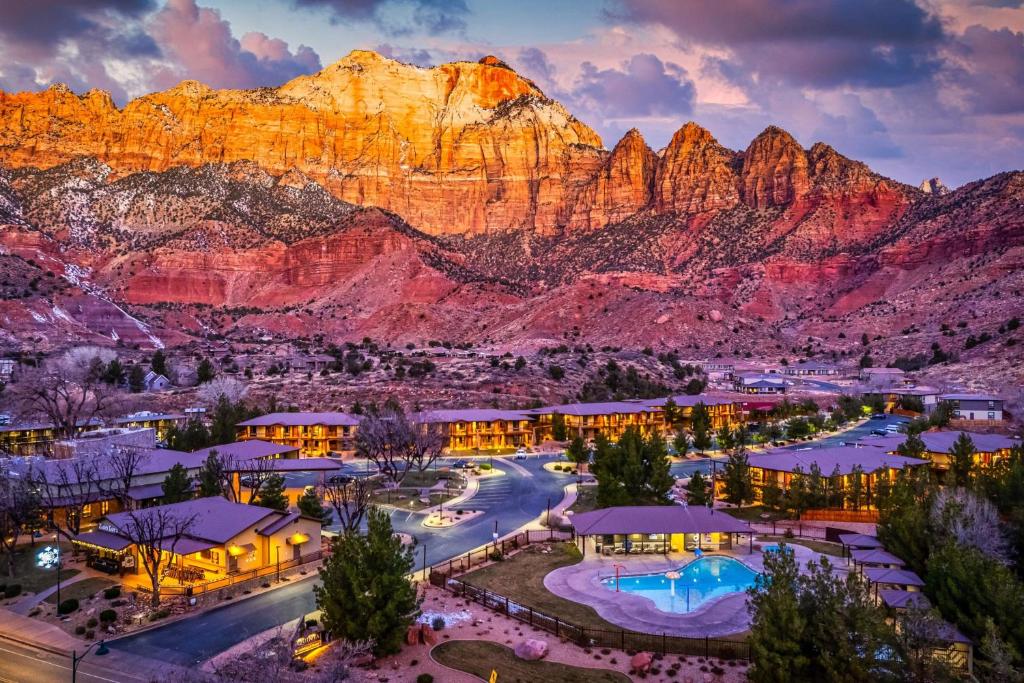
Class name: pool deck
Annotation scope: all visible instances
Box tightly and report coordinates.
[543,545,826,637]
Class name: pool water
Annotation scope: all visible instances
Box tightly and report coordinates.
[601,556,759,614]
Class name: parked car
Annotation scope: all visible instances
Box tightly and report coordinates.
[327,474,354,485]
[871,413,887,420]
[871,429,889,436]
[239,475,257,488]
[451,460,470,469]
[513,448,528,460]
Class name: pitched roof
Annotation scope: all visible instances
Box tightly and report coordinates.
[878,589,930,610]
[570,505,750,535]
[103,497,278,544]
[413,409,535,423]
[193,440,299,460]
[634,395,736,408]
[837,533,883,549]
[237,412,359,427]
[919,431,1019,454]
[258,511,301,536]
[529,402,660,416]
[939,393,1001,402]
[862,567,925,587]
[850,548,905,566]
[747,446,929,476]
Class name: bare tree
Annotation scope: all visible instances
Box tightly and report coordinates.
[930,487,1009,562]
[209,632,372,683]
[113,506,197,607]
[892,606,959,683]
[198,376,249,405]
[28,457,102,554]
[318,476,375,534]
[14,347,122,441]
[231,456,281,504]
[0,466,41,577]
[98,446,148,511]
[355,407,445,486]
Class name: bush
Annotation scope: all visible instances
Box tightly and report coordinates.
[489,550,504,562]
[74,625,86,635]
[85,630,95,640]
[478,463,492,471]
[431,616,445,631]
[417,675,434,683]
[4,584,21,599]
[87,617,98,628]
[57,599,79,615]
[103,586,121,600]
[99,609,117,623]
[148,608,171,621]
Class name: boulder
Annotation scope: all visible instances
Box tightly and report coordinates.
[709,309,724,322]
[514,639,549,661]
[631,651,654,673]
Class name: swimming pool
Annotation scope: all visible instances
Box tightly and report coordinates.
[600,556,759,614]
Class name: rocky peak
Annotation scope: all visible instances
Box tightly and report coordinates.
[567,128,656,229]
[919,177,949,195]
[654,122,740,213]
[741,125,809,208]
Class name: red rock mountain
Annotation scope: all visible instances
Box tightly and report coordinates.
[0,51,1022,385]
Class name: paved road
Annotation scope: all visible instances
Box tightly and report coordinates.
[108,455,569,666]
[0,637,157,683]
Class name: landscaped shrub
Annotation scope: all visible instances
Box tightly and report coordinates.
[479,463,492,470]
[85,630,95,640]
[4,584,21,598]
[416,675,434,683]
[74,625,86,635]
[99,609,117,623]
[57,599,79,615]
[431,616,445,631]
[102,586,121,600]
[148,608,171,621]
[86,617,98,628]
[489,550,503,562]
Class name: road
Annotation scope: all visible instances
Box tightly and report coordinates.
[0,637,157,683]
[107,455,570,666]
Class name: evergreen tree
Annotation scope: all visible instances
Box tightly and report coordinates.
[551,412,567,441]
[102,358,125,385]
[167,418,211,451]
[151,349,169,377]
[846,465,865,510]
[315,507,420,656]
[196,451,225,498]
[566,436,589,473]
[950,432,976,486]
[297,487,331,525]
[196,357,215,384]
[254,474,288,511]
[662,397,680,427]
[897,432,927,459]
[686,471,711,506]
[691,402,713,454]
[716,425,735,453]
[592,428,672,507]
[748,545,808,682]
[161,463,193,503]
[128,364,145,393]
[208,395,252,445]
[673,430,690,457]
[761,479,786,516]
[722,449,753,505]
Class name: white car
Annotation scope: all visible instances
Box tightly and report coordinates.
[514,447,529,459]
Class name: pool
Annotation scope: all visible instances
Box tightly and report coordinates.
[600,556,759,614]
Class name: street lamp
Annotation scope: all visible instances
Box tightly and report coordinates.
[36,545,61,607]
[492,520,499,555]
[72,639,109,682]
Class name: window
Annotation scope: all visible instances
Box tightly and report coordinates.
[989,412,996,420]
[100,500,110,514]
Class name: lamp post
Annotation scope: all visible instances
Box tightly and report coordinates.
[492,520,499,555]
[422,543,428,582]
[613,563,625,592]
[72,639,109,682]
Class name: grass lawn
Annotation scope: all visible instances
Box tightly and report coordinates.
[370,488,459,511]
[460,542,624,632]
[3,543,81,594]
[568,486,598,514]
[43,577,118,604]
[401,469,464,488]
[757,535,845,558]
[433,640,631,683]
[721,505,784,522]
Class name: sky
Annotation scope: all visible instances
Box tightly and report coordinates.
[1,0,1022,187]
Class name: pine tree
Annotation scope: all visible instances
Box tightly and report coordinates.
[716,425,735,453]
[691,402,713,454]
[686,471,711,506]
[551,412,567,441]
[662,397,679,426]
[254,474,288,511]
[196,451,225,498]
[127,364,146,393]
[592,428,672,507]
[297,487,331,525]
[748,545,808,682]
[673,430,690,457]
[196,357,215,384]
[161,463,193,503]
[950,432,976,486]
[150,349,168,377]
[896,432,926,459]
[168,418,210,451]
[102,358,125,385]
[315,507,420,656]
[566,436,588,472]
[723,449,753,505]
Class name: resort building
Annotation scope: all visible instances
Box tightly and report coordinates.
[783,362,840,377]
[236,412,360,457]
[635,395,742,431]
[697,361,735,380]
[529,402,665,443]
[413,409,535,452]
[0,419,102,456]
[939,393,1004,424]
[859,367,907,386]
[52,427,157,459]
[570,505,752,556]
[745,446,929,509]
[857,385,940,413]
[916,431,1018,472]
[732,373,787,395]
[112,411,188,441]
[72,497,321,587]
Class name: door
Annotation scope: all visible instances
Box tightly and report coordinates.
[293,544,301,562]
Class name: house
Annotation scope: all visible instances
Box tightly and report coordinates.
[733,373,787,395]
[529,402,665,443]
[412,409,535,452]
[112,412,188,441]
[855,385,941,414]
[634,395,741,430]
[784,362,840,377]
[143,371,171,392]
[746,446,930,509]
[236,412,360,457]
[570,505,752,556]
[52,427,157,459]
[939,393,1004,424]
[877,589,973,675]
[859,367,906,386]
[0,358,15,382]
[72,497,321,586]
[0,419,103,456]
[914,430,1019,472]
[697,361,735,380]
[287,354,336,373]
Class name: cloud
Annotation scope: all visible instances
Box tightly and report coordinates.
[150,0,321,90]
[572,53,696,119]
[613,0,946,88]
[291,0,469,35]
[948,25,1024,115]
[375,43,437,67]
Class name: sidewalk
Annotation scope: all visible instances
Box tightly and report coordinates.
[9,571,93,616]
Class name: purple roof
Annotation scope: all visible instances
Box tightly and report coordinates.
[862,567,925,587]
[237,412,359,427]
[530,402,660,417]
[837,533,883,549]
[125,482,182,501]
[258,511,301,536]
[939,393,1000,402]
[194,440,299,460]
[879,589,930,610]
[413,409,535,423]
[233,457,342,472]
[104,497,278,544]
[74,529,133,551]
[571,505,750,535]
[635,395,735,408]
[160,536,217,555]
[920,431,1018,454]
[748,446,928,476]
[851,548,905,566]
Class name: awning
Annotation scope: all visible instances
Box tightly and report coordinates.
[228,542,257,557]
[125,482,172,501]
[73,530,133,552]
[286,533,310,546]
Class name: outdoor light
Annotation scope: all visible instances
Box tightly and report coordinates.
[36,546,59,569]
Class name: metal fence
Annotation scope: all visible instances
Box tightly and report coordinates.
[421,528,574,582]
[445,577,750,660]
[138,551,323,601]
